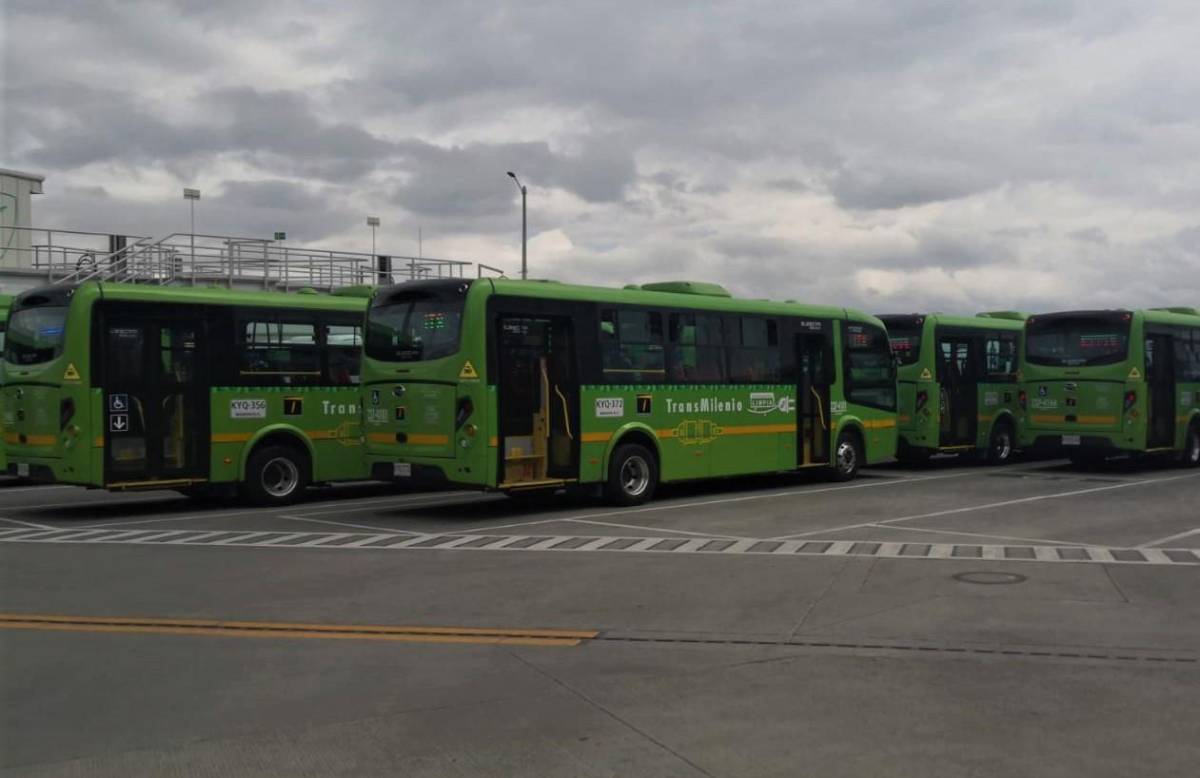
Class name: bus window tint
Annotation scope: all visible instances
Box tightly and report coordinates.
[600,309,665,383]
[1174,330,1200,381]
[240,318,320,383]
[366,289,465,362]
[5,306,67,365]
[1026,317,1130,367]
[326,323,362,384]
[985,334,1018,377]
[845,323,896,410]
[887,330,922,366]
[729,317,780,383]
[667,313,725,383]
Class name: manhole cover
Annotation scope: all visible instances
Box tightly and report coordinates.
[952,571,1027,585]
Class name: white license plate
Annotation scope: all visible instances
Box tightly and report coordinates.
[393,462,412,477]
[1062,435,1082,446]
[16,463,29,477]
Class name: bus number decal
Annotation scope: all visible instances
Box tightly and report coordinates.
[230,399,268,419]
[595,398,625,418]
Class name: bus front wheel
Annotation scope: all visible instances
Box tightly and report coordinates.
[831,430,862,481]
[243,444,310,506]
[605,443,658,506]
[1181,424,1200,468]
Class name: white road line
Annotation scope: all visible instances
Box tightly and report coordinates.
[864,523,1081,547]
[0,485,80,493]
[564,517,752,541]
[0,516,55,530]
[770,471,1200,541]
[279,515,422,535]
[1136,527,1200,549]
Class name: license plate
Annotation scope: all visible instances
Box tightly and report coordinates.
[16,463,29,477]
[393,462,412,477]
[1062,435,1081,446]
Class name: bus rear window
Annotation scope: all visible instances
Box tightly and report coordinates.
[5,306,68,365]
[366,285,467,362]
[887,330,922,366]
[1026,316,1130,367]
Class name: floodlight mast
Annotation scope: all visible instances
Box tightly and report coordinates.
[507,171,527,280]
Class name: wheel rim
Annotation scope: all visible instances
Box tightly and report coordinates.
[993,429,1012,461]
[261,457,300,498]
[620,455,650,497]
[836,440,858,474]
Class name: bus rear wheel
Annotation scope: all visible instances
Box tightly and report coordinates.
[605,443,658,506]
[1180,424,1200,468]
[242,444,310,506]
[983,420,1015,465]
[831,429,862,481]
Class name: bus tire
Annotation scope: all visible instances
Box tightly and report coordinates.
[1180,424,1200,468]
[983,420,1015,466]
[831,429,863,481]
[605,443,658,506]
[242,444,310,506]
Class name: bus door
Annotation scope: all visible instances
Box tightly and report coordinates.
[937,335,977,446]
[796,331,830,465]
[102,311,209,484]
[495,314,578,486]
[1145,334,1175,448]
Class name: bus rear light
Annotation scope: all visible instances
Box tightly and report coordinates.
[1018,390,1027,411]
[59,398,76,431]
[1123,390,1137,412]
[915,390,928,412]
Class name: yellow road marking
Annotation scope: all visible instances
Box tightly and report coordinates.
[0,613,597,647]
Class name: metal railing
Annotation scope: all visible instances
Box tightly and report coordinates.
[0,226,499,289]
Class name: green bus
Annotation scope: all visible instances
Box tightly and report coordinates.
[1018,308,1200,466]
[879,312,1026,464]
[362,278,898,504]
[2,282,370,503]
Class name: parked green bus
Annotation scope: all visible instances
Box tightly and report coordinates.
[362,278,898,504]
[2,282,370,503]
[1018,308,1200,466]
[878,312,1026,464]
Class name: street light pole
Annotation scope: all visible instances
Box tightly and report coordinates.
[366,216,380,257]
[506,171,527,280]
[183,188,200,263]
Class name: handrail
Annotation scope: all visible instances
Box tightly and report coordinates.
[554,385,574,440]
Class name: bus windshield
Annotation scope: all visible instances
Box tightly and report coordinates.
[367,285,466,362]
[5,306,68,365]
[1026,315,1130,367]
[887,327,922,366]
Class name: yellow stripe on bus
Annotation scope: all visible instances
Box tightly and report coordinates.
[407,434,449,446]
[862,419,896,430]
[211,433,253,443]
[5,434,57,446]
[581,432,612,443]
[719,424,797,436]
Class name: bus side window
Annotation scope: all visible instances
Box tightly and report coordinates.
[668,313,726,383]
[730,317,780,383]
[985,334,1017,378]
[600,308,665,384]
[1175,328,1200,381]
[239,317,320,385]
[325,321,362,385]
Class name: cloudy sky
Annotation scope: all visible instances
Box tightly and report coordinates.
[3,0,1199,312]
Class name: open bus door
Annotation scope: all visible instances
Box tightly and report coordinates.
[1145,333,1176,449]
[937,335,977,447]
[495,314,578,489]
[797,332,830,466]
[100,307,209,486]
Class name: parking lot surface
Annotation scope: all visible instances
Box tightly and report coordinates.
[1,458,1197,777]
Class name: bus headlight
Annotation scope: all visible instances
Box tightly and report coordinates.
[463,423,478,437]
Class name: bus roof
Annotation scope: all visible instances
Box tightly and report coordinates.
[17,282,368,313]
[876,312,1026,331]
[1028,308,1200,328]
[453,278,885,326]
